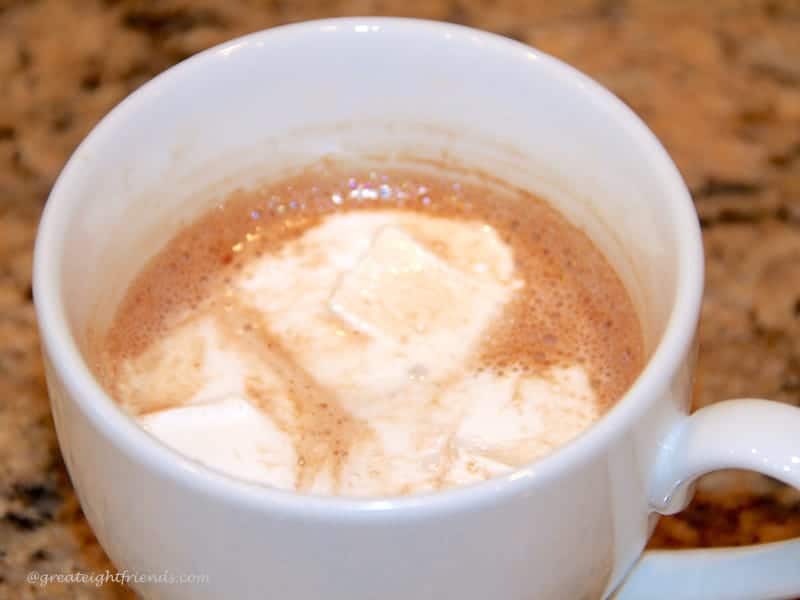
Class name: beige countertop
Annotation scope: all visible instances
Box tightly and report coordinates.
[1,0,799,597]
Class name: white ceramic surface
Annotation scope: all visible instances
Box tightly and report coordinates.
[33,18,800,600]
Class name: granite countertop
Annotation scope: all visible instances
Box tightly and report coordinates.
[1,0,799,597]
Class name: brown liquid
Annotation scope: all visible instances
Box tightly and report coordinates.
[92,162,644,494]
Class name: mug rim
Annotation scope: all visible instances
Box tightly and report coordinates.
[33,17,704,518]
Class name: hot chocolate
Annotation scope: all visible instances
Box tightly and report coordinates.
[93,162,644,496]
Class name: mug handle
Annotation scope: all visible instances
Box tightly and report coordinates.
[614,399,800,600]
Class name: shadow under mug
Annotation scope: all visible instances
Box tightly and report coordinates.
[33,18,800,600]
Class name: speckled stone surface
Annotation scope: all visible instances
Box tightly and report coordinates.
[1,0,799,597]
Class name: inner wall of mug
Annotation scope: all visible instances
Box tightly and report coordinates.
[57,20,679,366]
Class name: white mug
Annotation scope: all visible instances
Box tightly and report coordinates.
[33,18,800,600]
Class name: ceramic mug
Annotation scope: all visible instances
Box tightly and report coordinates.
[33,18,800,600]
